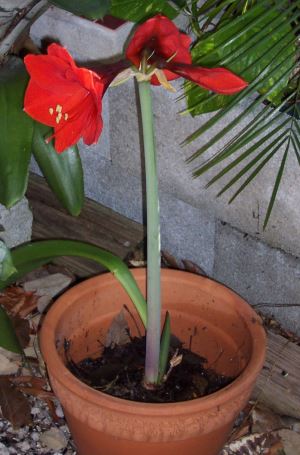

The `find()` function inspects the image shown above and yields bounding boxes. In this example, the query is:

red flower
[24,44,107,153]
[126,15,247,94]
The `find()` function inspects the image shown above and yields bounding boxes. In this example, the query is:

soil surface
[66,336,233,403]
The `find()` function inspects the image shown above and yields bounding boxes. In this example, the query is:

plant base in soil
[65,336,234,403]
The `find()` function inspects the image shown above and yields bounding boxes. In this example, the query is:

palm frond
[184,0,300,228]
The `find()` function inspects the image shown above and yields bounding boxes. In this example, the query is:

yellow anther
[56,112,62,124]
[56,104,62,113]
[49,108,54,115]
[64,113,68,121]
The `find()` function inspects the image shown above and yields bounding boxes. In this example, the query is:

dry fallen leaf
[105,309,130,348]
[251,404,285,434]
[0,376,32,428]
[277,429,300,455]
[0,347,21,375]
[11,315,30,348]
[0,286,38,318]
[182,259,207,276]
[40,427,68,451]
[161,250,180,269]
[9,375,47,388]
[268,440,285,454]
[23,273,73,312]
[221,432,281,454]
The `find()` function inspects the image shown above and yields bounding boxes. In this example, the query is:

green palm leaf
[184,0,299,228]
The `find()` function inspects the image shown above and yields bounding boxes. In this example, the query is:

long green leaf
[228,145,284,204]
[185,54,296,159]
[193,116,290,177]
[0,241,22,354]
[49,0,110,19]
[0,241,17,282]
[110,0,178,21]
[32,123,84,216]
[2,240,147,327]
[0,59,34,208]
[217,135,288,197]
[158,311,171,383]
[208,130,288,190]
[0,306,23,354]
[263,147,289,229]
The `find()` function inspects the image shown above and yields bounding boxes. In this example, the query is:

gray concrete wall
[29,7,300,334]
[0,199,32,248]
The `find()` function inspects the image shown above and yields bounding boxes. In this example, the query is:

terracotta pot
[40,268,266,455]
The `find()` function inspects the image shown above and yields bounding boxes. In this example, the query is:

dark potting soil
[65,336,234,403]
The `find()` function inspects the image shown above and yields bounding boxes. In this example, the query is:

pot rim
[40,268,266,416]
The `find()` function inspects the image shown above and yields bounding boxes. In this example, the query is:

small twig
[0,0,48,61]
[163,349,183,382]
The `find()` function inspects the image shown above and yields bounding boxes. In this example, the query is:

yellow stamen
[49,108,54,115]
[64,113,68,121]
[155,69,176,93]
[56,112,62,124]
[166,51,178,63]
[56,104,62,113]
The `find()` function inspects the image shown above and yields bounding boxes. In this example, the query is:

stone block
[80,157,216,275]
[0,198,33,248]
[213,221,300,335]
[30,5,133,61]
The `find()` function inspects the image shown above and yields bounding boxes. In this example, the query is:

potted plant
[0,12,266,455]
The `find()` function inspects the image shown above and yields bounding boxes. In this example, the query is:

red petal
[82,111,103,145]
[126,15,191,68]
[24,43,105,153]
[167,63,248,94]
[53,94,102,152]
[24,80,60,126]
[47,43,76,66]
[24,79,89,126]
[24,54,84,96]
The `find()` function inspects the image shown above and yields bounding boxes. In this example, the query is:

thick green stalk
[138,81,161,385]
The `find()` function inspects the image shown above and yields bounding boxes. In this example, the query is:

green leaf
[0,59,34,208]
[0,306,22,354]
[186,3,296,115]
[7,240,147,326]
[32,123,84,216]
[49,0,110,19]
[158,311,171,383]
[263,147,288,229]
[110,0,178,22]
[0,242,22,354]
[0,241,17,283]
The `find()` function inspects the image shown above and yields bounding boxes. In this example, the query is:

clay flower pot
[40,268,266,455]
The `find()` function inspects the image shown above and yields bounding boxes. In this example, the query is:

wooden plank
[26,173,145,277]
[253,330,300,419]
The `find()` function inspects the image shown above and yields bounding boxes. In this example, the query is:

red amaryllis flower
[24,44,108,153]
[126,14,247,94]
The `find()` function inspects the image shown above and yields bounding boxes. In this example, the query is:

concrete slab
[109,79,300,259]
[213,221,300,335]
[0,198,32,248]
[80,157,216,275]
[30,5,133,61]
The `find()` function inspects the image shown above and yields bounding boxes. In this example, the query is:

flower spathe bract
[126,14,248,94]
[24,44,106,153]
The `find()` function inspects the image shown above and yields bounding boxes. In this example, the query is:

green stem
[138,81,161,385]
[9,240,147,326]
